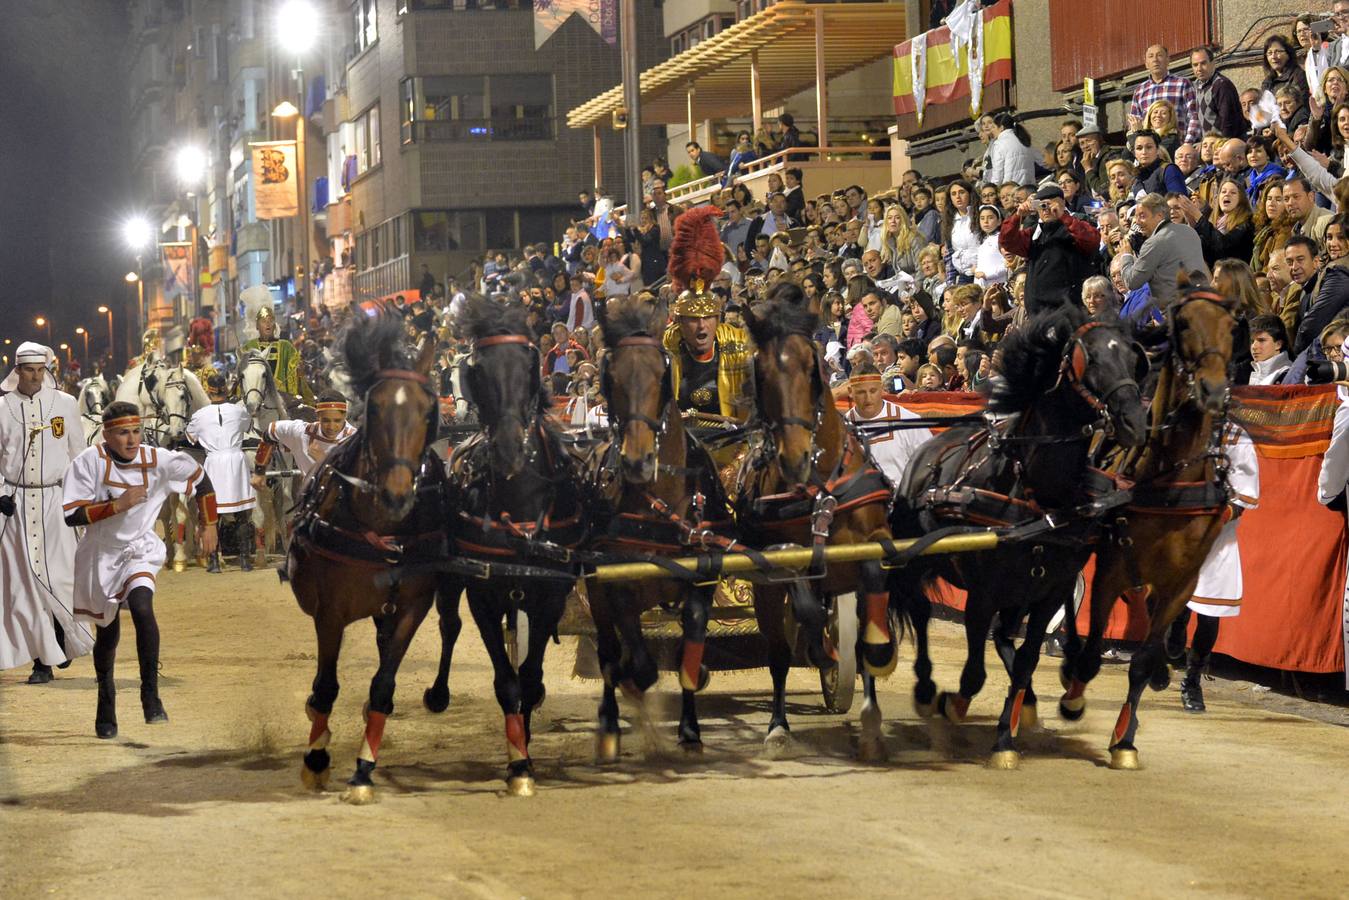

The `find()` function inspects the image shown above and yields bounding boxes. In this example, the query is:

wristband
[198,492,219,526]
[255,442,274,468]
[87,500,118,523]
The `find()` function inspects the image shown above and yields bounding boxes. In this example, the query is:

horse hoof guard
[341,784,376,805]
[1109,748,1142,771]
[986,750,1021,770]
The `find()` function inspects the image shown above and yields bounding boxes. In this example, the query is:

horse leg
[857,674,887,762]
[511,592,564,795]
[344,596,433,804]
[423,582,464,713]
[589,591,625,763]
[676,585,713,753]
[988,596,1059,768]
[302,609,344,790]
[893,575,937,717]
[466,592,536,796]
[756,585,795,756]
[937,598,993,725]
[613,598,663,754]
[858,560,897,677]
[1062,560,1125,721]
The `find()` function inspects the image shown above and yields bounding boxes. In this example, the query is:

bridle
[605,335,672,438]
[137,363,191,446]
[338,368,435,501]
[1054,320,1143,423]
[239,354,283,418]
[750,336,830,489]
[1167,289,1238,402]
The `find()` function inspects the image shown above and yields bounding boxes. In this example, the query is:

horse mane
[745,289,819,345]
[600,296,664,346]
[339,314,412,395]
[457,292,533,342]
[987,304,1088,414]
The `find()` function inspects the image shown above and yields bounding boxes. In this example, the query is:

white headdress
[1,341,57,392]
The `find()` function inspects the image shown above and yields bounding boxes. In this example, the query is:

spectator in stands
[746,191,798,248]
[1145,100,1183,156]
[1106,158,1138,204]
[632,207,667,285]
[1111,192,1209,308]
[1190,45,1246,139]
[1261,33,1311,99]
[723,131,757,186]
[945,179,980,284]
[1275,85,1310,137]
[1293,215,1349,354]
[973,204,1007,287]
[1249,314,1293,383]
[1174,142,1204,193]
[862,289,903,337]
[686,141,725,179]
[986,112,1039,187]
[783,168,806,220]
[776,113,801,152]
[911,185,941,245]
[1191,177,1257,267]
[1077,125,1118,199]
[1252,180,1292,273]
[648,180,678,250]
[719,201,752,259]
[876,203,929,276]
[998,184,1100,313]
[1284,176,1332,246]
[1130,44,1202,146]
[908,290,942,347]
[1130,129,1188,195]
[1056,168,1088,214]
[1082,274,1120,319]
[1305,66,1349,154]
[1111,249,1162,333]
[1282,235,1323,337]
[1244,136,1287,202]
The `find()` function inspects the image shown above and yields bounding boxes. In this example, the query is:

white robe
[188,402,256,513]
[0,387,95,669]
[1189,425,1259,617]
[267,419,357,477]
[63,445,205,626]
[846,398,933,487]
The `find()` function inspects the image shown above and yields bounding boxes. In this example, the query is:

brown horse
[587,295,734,757]
[287,317,452,803]
[739,284,899,760]
[1060,276,1239,770]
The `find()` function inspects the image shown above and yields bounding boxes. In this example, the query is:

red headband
[315,401,348,411]
[104,415,141,429]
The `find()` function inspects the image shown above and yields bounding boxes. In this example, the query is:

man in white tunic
[1165,424,1259,713]
[843,363,933,488]
[188,373,256,572]
[0,342,95,682]
[63,402,219,738]
[252,389,356,481]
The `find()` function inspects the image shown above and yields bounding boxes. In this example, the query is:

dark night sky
[0,2,130,362]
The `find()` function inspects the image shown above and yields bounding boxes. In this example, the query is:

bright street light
[125,272,140,283]
[75,326,89,364]
[35,316,51,344]
[174,145,208,186]
[123,216,154,251]
[271,100,300,119]
[276,1,320,54]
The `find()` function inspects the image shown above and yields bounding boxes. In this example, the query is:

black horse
[890,306,1149,768]
[442,294,588,795]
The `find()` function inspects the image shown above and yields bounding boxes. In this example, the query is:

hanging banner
[910,32,928,126]
[162,242,193,303]
[892,0,1012,118]
[533,0,617,50]
[250,140,299,219]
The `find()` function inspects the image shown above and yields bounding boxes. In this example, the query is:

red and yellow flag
[893,0,1013,118]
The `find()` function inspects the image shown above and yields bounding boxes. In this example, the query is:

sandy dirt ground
[2,566,1347,899]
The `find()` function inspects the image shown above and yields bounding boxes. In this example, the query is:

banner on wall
[892,0,1012,119]
[250,140,299,219]
[533,0,617,50]
[161,242,192,303]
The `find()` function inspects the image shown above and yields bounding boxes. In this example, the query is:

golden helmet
[256,304,276,325]
[671,278,723,319]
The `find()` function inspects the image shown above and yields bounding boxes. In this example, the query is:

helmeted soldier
[242,304,313,401]
[660,205,752,421]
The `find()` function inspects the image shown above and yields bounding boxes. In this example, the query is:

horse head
[598,295,671,485]
[457,294,543,480]
[743,284,826,487]
[343,316,438,521]
[1059,318,1150,447]
[238,350,276,418]
[157,365,196,444]
[1170,270,1237,416]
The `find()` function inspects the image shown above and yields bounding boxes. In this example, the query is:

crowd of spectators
[432,15,1349,408]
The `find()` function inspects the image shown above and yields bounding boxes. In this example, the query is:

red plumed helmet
[667,206,725,296]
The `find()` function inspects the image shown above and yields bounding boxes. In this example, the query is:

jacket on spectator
[1293,259,1349,356]
[914,207,941,245]
[997,212,1100,313]
[1118,221,1209,308]
[692,151,726,178]
[1248,351,1291,385]
[1194,217,1256,268]
[1135,158,1188,196]
[987,129,1039,187]
[1193,71,1246,138]
[949,214,981,278]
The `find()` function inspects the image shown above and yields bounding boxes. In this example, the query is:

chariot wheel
[819,591,858,713]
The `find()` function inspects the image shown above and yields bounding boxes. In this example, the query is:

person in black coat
[996,185,1102,314]
[1190,177,1256,268]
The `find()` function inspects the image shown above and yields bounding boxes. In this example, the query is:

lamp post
[34,316,52,345]
[97,306,114,368]
[274,1,320,317]
[174,147,207,321]
[125,272,144,338]
[75,327,89,368]
[123,216,153,336]
[58,343,72,368]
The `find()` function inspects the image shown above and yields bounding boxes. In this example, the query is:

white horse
[75,373,118,445]
[115,360,211,570]
[237,350,292,564]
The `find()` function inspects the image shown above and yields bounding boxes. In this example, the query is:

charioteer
[242,304,314,403]
[253,390,357,484]
[661,259,752,422]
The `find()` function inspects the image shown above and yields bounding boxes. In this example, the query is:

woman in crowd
[731,183,755,210]
[631,208,666,287]
[1146,99,1182,156]
[1245,135,1289,201]
[1131,129,1187,196]
[979,183,1001,208]
[972,204,1007,287]
[844,274,875,347]
[908,289,942,347]
[916,244,948,306]
[864,198,887,249]
[1105,158,1138,205]
[1056,168,1087,214]
[816,292,847,348]
[1194,177,1256,267]
[945,178,980,285]
[975,283,1015,345]
[1082,275,1121,320]
[723,130,757,186]
[1251,179,1292,272]
[986,111,1039,187]
[1261,33,1310,99]
[1276,86,1311,137]
[801,272,826,307]
[877,203,929,276]
[1307,66,1349,154]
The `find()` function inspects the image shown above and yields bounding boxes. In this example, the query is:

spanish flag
[893,0,1013,119]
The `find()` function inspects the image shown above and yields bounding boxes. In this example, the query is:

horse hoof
[595,732,620,764]
[341,784,377,805]
[912,692,938,718]
[1109,748,1142,771]
[862,643,898,678]
[1058,695,1086,721]
[422,687,450,714]
[678,740,704,755]
[857,738,888,763]
[763,726,795,759]
[986,749,1021,770]
[1019,703,1038,731]
[172,560,186,573]
[506,775,536,797]
[938,692,969,724]
[301,766,329,791]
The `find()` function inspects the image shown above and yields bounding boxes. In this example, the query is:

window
[353,104,381,176]
[400,0,529,10]
[400,75,552,142]
[670,14,733,55]
[353,0,377,54]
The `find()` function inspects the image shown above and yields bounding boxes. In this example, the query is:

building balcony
[400,117,556,143]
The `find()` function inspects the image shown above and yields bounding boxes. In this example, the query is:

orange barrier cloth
[884,388,1347,675]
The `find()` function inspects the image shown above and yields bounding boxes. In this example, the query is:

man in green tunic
[242,305,313,402]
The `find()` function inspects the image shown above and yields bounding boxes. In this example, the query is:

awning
[566,1,910,130]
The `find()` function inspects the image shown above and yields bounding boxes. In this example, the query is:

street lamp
[273,100,311,317]
[274,0,321,316]
[97,306,114,365]
[34,316,51,345]
[58,343,72,367]
[174,146,207,187]
[276,1,319,53]
[75,327,89,367]
[123,216,153,337]
[173,148,207,320]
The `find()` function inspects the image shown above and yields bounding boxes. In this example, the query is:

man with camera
[997,184,1101,314]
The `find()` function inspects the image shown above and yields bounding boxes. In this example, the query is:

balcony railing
[401,117,555,143]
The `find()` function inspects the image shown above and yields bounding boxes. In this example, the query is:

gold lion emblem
[51,416,64,439]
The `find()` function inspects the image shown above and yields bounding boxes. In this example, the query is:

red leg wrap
[679,641,706,691]
[358,711,387,763]
[307,713,330,748]
[1112,703,1131,745]
[1065,678,1086,701]
[952,694,970,719]
[863,592,891,645]
[1009,689,1025,737]
[506,713,528,763]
